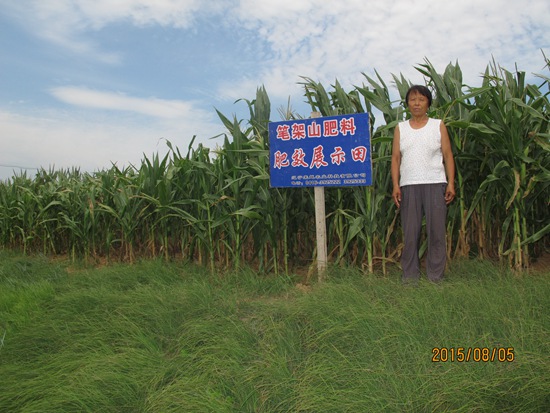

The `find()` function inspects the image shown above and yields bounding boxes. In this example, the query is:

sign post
[269,111,371,281]
[311,112,327,280]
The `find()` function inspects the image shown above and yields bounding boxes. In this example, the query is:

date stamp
[432,347,515,363]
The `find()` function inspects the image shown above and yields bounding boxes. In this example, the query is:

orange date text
[432,347,514,363]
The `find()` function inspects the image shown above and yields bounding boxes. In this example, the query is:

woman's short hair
[405,85,432,107]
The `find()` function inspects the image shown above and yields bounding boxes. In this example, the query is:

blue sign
[269,113,372,188]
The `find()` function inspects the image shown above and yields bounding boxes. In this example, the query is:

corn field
[1,58,549,273]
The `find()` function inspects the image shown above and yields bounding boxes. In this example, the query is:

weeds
[0,253,548,412]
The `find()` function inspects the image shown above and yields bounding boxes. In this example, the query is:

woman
[391,85,455,283]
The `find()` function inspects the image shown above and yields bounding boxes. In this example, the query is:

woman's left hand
[445,184,456,205]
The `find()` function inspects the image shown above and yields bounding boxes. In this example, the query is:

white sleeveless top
[398,118,447,186]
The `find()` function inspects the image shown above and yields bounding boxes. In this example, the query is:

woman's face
[407,91,429,117]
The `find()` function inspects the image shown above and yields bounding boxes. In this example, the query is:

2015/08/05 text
[432,347,515,363]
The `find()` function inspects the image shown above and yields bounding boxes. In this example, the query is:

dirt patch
[295,283,312,293]
[529,251,550,273]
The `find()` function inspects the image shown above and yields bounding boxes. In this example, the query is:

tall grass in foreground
[1,251,548,412]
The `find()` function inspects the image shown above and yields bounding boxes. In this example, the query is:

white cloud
[50,86,209,120]
[4,0,548,89]
[71,0,205,29]
[223,0,550,104]
[1,0,214,64]
[0,107,223,181]
[8,0,207,31]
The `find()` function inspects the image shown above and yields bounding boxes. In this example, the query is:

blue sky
[1,0,548,181]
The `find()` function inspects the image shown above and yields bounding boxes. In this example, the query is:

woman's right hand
[392,187,401,208]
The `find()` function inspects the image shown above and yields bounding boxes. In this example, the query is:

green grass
[0,251,548,412]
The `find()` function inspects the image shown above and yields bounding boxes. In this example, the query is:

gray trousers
[400,183,447,282]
